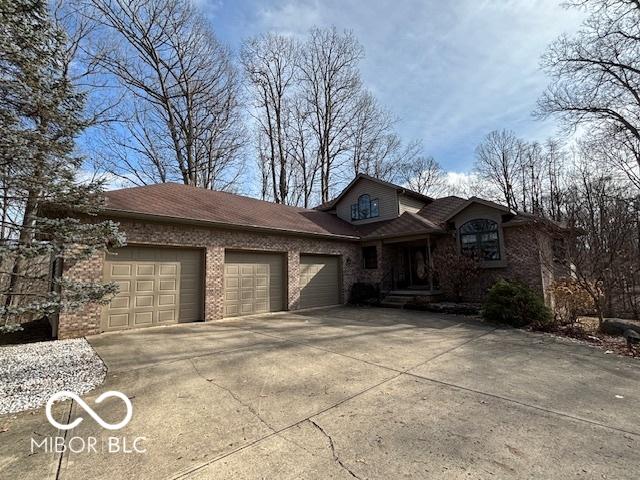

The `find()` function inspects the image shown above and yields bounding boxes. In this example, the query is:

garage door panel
[225,265,239,275]
[133,311,153,325]
[136,264,155,276]
[159,279,177,291]
[115,280,130,293]
[158,310,176,323]
[135,295,154,307]
[225,291,239,302]
[109,296,129,309]
[111,264,131,276]
[102,248,203,331]
[108,313,129,328]
[158,294,177,306]
[224,251,284,317]
[159,264,178,276]
[299,255,340,309]
[136,280,154,292]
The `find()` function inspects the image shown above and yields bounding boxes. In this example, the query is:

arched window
[351,194,379,220]
[459,219,500,260]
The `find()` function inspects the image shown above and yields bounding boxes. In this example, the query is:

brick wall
[57,216,556,339]
[433,225,551,303]
[58,218,360,339]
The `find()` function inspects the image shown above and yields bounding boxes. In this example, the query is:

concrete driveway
[2,307,639,479]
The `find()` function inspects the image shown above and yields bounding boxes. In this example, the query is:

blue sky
[201,0,586,175]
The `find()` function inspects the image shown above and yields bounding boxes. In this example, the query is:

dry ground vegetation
[534,281,639,359]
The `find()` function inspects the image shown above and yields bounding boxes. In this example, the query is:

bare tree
[298,27,364,203]
[474,130,524,210]
[564,155,640,324]
[241,33,299,204]
[537,0,640,189]
[544,138,566,221]
[85,0,245,190]
[348,92,392,176]
[399,156,447,197]
[288,96,320,208]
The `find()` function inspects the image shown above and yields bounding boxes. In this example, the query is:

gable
[335,177,398,224]
[450,203,505,229]
[399,194,427,214]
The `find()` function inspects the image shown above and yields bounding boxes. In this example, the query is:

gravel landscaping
[0,338,106,415]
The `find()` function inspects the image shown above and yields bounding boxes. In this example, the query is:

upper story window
[460,219,501,261]
[351,194,379,220]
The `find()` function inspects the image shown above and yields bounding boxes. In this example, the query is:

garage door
[224,251,284,317]
[299,255,340,309]
[102,247,203,331]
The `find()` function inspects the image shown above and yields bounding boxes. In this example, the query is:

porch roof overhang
[357,212,446,242]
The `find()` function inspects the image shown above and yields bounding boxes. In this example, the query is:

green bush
[481,279,552,329]
[349,282,380,305]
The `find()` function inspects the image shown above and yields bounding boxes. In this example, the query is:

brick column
[57,251,105,339]
[205,246,225,321]
[287,250,300,310]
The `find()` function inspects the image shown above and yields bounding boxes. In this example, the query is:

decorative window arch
[351,194,379,220]
[459,219,501,260]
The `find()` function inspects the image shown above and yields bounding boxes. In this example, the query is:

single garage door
[102,247,203,331]
[299,255,340,309]
[224,251,284,317]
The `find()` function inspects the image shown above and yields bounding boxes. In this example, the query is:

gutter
[100,208,362,242]
[362,228,447,242]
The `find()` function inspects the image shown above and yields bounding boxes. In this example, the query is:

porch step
[379,291,443,309]
[380,294,416,309]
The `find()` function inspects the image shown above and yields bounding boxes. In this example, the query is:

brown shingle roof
[104,183,359,239]
[357,212,445,240]
[417,196,467,224]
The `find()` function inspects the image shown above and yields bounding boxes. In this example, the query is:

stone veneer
[57,218,360,339]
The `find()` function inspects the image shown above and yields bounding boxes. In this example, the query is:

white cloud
[209,0,585,174]
[77,170,133,191]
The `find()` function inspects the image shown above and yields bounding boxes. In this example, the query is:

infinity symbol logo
[45,391,133,431]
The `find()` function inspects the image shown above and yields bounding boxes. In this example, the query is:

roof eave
[442,197,512,222]
[101,208,361,242]
[362,229,447,242]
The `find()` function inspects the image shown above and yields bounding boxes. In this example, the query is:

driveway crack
[189,359,319,457]
[309,419,361,479]
[189,360,275,432]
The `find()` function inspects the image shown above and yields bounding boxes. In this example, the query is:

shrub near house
[482,279,552,329]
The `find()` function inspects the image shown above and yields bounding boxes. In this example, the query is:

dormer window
[460,219,501,260]
[351,194,379,220]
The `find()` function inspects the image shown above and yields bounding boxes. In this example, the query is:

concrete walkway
[1,307,638,479]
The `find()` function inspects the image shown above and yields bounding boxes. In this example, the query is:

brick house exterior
[54,174,569,339]
[57,220,360,339]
